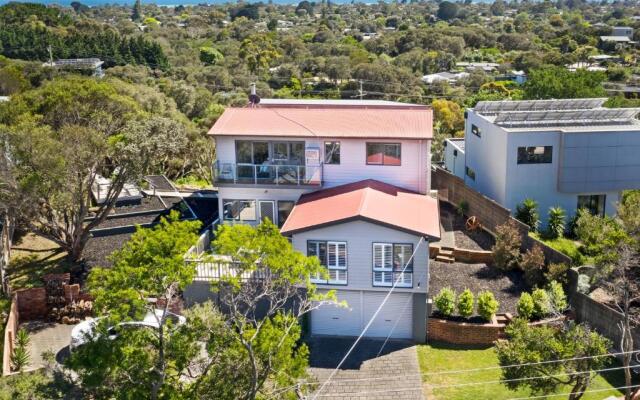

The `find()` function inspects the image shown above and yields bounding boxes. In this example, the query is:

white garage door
[312,291,413,340]
[312,290,362,337]
[364,292,413,339]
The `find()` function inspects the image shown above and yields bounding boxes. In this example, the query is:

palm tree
[547,206,566,239]
[516,198,540,231]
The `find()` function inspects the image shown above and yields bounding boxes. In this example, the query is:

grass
[8,234,74,289]
[418,342,630,400]
[529,232,593,265]
[174,175,211,189]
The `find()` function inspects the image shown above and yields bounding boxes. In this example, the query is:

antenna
[248,82,260,106]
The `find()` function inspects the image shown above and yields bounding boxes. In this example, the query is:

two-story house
[208,99,440,343]
[461,98,640,224]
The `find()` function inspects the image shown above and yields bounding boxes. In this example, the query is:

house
[612,26,633,39]
[463,98,640,224]
[495,70,527,85]
[422,71,469,85]
[42,58,105,78]
[208,98,440,342]
[456,62,500,73]
[443,138,465,179]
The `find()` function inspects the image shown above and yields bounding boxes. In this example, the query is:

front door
[259,200,276,224]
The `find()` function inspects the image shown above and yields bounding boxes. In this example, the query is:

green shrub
[515,198,539,231]
[10,345,29,372]
[545,263,569,286]
[15,328,30,348]
[547,206,566,239]
[521,245,546,287]
[477,291,499,322]
[456,200,469,216]
[531,288,550,319]
[517,292,535,320]
[492,220,522,271]
[457,289,474,318]
[546,280,567,313]
[434,287,456,316]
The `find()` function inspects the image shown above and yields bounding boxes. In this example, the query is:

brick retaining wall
[15,287,47,321]
[432,167,571,265]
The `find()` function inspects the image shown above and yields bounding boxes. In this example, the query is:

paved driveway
[307,337,425,400]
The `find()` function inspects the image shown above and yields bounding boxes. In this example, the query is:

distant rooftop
[257,98,425,108]
[600,36,632,42]
[472,98,640,130]
[43,58,104,68]
[446,137,465,152]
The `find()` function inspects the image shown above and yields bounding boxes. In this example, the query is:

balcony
[213,161,322,186]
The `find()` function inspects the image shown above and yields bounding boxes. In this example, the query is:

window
[471,124,481,137]
[308,241,347,285]
[235,141,304,165]
[517,146,552,164]
[465,166,476,181]
[324,141,340,164]
[577,194,606,217]
[223,199,256,221]
[366,143,401,166]
[277,200,295,228]
[373,243,413,287]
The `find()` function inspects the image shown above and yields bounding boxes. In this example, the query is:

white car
[70,309,186,350]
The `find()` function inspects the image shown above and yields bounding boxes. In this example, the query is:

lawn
[418,342,629,400]
[529,232,593,265]
[8,234,74,289]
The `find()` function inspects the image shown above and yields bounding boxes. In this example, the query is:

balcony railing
[213,161,322,186]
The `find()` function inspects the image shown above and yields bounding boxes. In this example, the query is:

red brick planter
[427,314,565,346]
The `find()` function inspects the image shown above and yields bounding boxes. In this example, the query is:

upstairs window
[366,143,401,166]
[471,124,481,137]
[577,194,606,217]
[517,146,552,164]
[308,241,347,285]
[324,141,341,165]
[223,199,256,221]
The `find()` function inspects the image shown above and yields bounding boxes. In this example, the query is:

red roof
[208,105,433,140]
[280,180,441,239]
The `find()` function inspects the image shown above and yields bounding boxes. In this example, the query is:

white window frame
[308,240,347,285]
[373,242,413,288]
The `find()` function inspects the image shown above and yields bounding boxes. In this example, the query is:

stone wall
[432,167,572,266]
[2,298,18,376]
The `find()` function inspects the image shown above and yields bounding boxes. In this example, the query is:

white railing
[191,260,272,282]
[183,218,219,261]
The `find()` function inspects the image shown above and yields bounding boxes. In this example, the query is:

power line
[505,385,640,400]
[310,237,426,400]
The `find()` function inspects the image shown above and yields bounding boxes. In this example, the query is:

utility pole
[47,45,53,67]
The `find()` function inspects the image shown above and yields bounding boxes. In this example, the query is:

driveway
[22,320,75,370]
[307,337,425,400]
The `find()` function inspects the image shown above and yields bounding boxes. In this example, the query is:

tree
[496,319,611,400]
[132,0,143,21]
[437,1,459,21]
[457,288,474,318]
[517,292,534,319]
[0,77,188,261]
[188,220,332,399]
[523,66,607,99]
[492,220,522,271]
[239,34,281,74]
[490,0,506,16]
[547,206,566,239]
[434,287,456,316]
[521,246,546,288]
[477,291,499,322]
[515,199,540,232]
[199,47,224,65]
[66,212,202,399]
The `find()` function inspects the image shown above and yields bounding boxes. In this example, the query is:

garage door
[312,291,413,339]
[363,292,413,339]
[312,290,362,337]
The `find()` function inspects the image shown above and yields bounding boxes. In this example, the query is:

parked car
[70,309,186,350]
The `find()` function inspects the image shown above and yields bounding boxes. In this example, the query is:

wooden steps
[434,246,455,263]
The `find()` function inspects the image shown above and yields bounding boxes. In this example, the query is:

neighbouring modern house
[207,98,440,342]
[443,137,465,179]
[612,26,633,39]
[422,71,469,85]
[458,98,640,223]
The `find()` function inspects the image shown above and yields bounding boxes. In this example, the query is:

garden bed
[430,260,527,315]
[441,202,495,251]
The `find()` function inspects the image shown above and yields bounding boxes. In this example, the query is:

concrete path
[435,212,456,249]
[22,321,75,370]
[308,337,425,400]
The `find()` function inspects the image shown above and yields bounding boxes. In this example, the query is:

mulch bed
[440,202,495,251]
[429,260,528,315]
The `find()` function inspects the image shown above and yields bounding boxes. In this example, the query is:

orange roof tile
[280,180,441,239]
[208,105,433,140]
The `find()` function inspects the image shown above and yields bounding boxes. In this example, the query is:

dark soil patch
[430,260,527,315]
[441,202,495,251]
